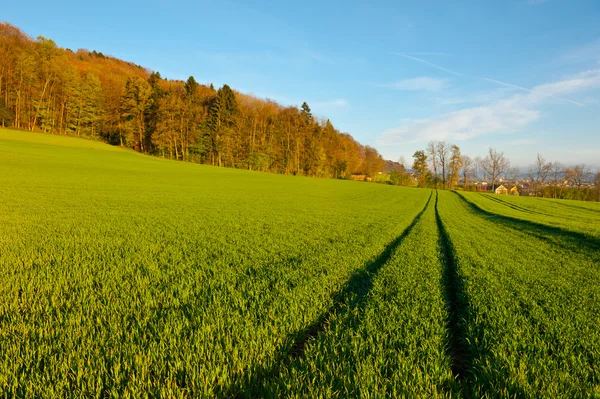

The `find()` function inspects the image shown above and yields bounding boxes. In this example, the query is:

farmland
[1,129,599,398]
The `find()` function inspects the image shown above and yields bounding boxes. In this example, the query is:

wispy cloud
[401,52,451,56]
[391,52,465,77]
[385,77,448,92]
[378,69,600,145]
[313,99,349,107]
[509,139,537,146]
[390,52,598,113]
[435,87,517,106]
[305,51,337,65]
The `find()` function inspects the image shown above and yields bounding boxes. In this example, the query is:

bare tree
[551,162,564,199]
[436,141,451,189]
[427,141,439,188]
[508,167,520,187]
[529,154,552,197]
[461,155,474,189]
[473,156,483,182]
[481,147,510,191]
[570,164,590,189]
[527,167,536,196]
[398,156,408,169]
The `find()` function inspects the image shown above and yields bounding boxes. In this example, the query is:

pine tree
[144,72,164,152]
[121,76,152,152]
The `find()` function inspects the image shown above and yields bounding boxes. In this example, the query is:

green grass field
[1,129,599,398]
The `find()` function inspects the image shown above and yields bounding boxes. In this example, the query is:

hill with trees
[0,22,384,178]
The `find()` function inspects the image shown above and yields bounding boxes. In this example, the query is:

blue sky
[3,0,600,167]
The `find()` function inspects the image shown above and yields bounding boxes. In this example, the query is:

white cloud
[378,69,600,145]
[386,77,448,92]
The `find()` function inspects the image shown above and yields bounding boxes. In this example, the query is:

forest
[0,22,385,179]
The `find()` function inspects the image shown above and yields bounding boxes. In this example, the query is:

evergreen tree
[121,76,152,152]
[145,71,163,152]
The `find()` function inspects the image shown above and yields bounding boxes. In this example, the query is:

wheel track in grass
[435,191,471,384]
[219,191,434,398]
[455,191,600,255]
[481,194,543,216]
[540,198,600,216]
[483,193,597,222]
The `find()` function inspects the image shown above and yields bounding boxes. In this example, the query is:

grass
[437,190,600,397]
[0,129,430,397]
[1,128,599,398]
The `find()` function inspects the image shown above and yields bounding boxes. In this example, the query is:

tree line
[0,23,385,178]
[405,141,600,202]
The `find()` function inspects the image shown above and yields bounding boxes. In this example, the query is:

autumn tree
[363,146,384,181]
[448,144,462,189]
[412,150,428,188]
[70,73,103,137]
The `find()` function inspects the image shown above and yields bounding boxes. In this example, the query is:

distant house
[510,186,520,196]
[495,185,508,195]
[476,182,488,192]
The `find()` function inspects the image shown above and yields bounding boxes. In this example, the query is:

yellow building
[495,185,508,195]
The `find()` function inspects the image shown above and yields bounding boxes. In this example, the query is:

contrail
[479,77,594,110]
[391,52,598,115]
[390,52,466,77]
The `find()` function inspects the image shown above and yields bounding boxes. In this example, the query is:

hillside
[0,22,385,180]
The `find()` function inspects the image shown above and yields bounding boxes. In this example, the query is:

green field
[1,129,599,398]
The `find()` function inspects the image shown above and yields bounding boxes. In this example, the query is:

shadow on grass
[543,199,600,216]
[481,194,544,216]
[216,192,434,398]
[438,191,532,398]
[435,191,471,382]
[455,192,600,257]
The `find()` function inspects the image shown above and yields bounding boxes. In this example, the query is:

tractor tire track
[435,191,471,383]
[219,191,434,397]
